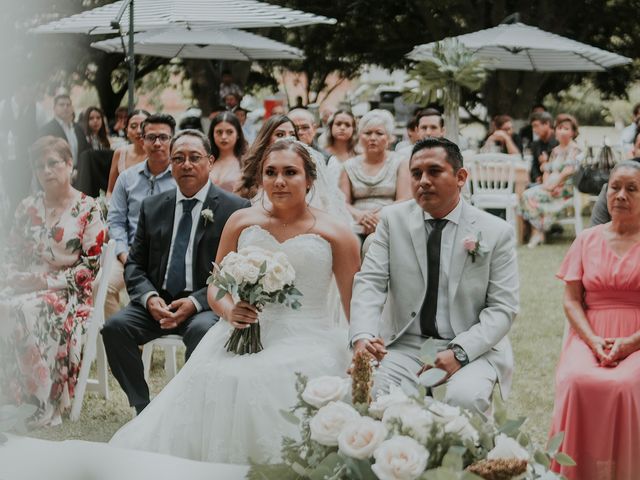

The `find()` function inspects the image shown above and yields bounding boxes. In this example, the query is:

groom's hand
[353,338,387,363]
[434,350,462,378]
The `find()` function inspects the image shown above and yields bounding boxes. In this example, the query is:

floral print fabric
[0,191,105,426]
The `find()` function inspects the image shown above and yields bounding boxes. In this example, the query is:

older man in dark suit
[102,129,250,414]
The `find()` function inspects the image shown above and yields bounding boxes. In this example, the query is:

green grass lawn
[27,235,573,448]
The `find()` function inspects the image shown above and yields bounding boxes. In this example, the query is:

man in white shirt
[39,94,89,166]
[102,129,250,414]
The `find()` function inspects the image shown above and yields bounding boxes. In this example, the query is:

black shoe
[549,224,564,236]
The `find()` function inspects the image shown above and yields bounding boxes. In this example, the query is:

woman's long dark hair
[207,112,247,159]
[326,109,357,153]
[83,106,110,149]
[236,114,298,199]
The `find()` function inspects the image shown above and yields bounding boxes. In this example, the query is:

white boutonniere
[463,232,483,263]
[201,208,214,225]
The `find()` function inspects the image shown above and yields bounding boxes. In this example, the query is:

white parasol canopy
[91,27,304,60]
[32,0,335,34]
[407,22,631,72]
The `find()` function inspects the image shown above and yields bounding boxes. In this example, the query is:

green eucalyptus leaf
[534,450,551,468]
[420,339,439,365]
[498,417,526,436]
[554,452,576,467]
[546,431,564,454]
[280,409,300,425]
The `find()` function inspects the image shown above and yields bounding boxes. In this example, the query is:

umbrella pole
[127,0,135,112]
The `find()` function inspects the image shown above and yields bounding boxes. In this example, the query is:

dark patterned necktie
[420,219,448,337]
[165,199,198,297]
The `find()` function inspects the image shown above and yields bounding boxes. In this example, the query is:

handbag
[574,144,617,195]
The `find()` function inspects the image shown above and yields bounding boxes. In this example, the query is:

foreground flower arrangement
[248,352,574,480]
[208,246,302,355]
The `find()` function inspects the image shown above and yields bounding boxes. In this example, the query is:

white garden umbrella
[91,27,304,60]
[32,0,335,34]
[407,22,631,71]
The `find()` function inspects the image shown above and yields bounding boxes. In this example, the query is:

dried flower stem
[351,349,373,405]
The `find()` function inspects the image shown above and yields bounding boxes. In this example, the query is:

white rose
[487,433,530,461]
[369,386,411,419]
[444,415,479,443]
[302,376,350,408]
[261,271,286,293]
[381,402,422,428]
[309,401,360,446]
[236,263,260,284]
[338,417,388,460]
[428,402,461,423]
[372,436,429,480]
[272,252,295,283]
[400,408,435,444]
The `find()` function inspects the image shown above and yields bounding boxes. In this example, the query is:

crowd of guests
[1,90,640,478]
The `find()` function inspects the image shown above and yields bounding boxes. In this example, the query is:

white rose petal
[338,417,388,460]
[372,436,429,480]
[428,402,461,423]
[261,271,286,293]
[381,402,422,428]
[302,376,350,408]
[444,415,479,443]
[487,433,530,461]
[369,386,411,419]
[309,401,360,447]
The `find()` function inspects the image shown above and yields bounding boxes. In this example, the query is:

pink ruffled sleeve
[556,231,585,282]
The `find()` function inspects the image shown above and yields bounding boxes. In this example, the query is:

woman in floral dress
[0,136,105,426]
[520,114,582,248]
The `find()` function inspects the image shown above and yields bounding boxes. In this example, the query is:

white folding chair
[142,335,182,381]
[71,238,116,421]
[467,153,519,228]
[556,191,584,235]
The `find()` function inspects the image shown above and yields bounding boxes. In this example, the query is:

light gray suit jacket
[349,199,519,396]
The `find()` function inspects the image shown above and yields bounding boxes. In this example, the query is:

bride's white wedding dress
[110,225,350,464]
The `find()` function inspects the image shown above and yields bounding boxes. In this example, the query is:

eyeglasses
[144,133,172,144]
[34,158,66,172]
[170,154,206,165]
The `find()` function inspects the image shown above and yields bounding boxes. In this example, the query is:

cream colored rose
[369,386,411,419]
[309,401,360,446]
[381,402,422,428]
[372,436,429,480]
[302,376,350,408]
[487,433,530,461]
[444,415,478,443]
[338,416,388,460]
[381,402,435,443]
[428,402,461,423]
[261,271,286,293]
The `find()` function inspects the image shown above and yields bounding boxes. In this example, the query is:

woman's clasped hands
[590,335,640,367]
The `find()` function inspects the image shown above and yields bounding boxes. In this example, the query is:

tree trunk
[93,55,128,123]
[484,71,548,120]
[183,59,221,116]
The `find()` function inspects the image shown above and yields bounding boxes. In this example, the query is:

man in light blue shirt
[106,113,177,318]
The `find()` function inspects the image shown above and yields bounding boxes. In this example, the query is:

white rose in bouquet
[444,414,479,443]
[302,376,350,408]
[338,417,388,460]
[487,433,530,461]
[309,401,360,447]
[428,401,462,423]
[262,271,286,293]
[369,386,411,419]
[372,436,430,480]
[381,401,422,427]
[396,406,435,444]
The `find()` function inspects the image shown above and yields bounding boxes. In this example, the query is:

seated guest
[105,114,176,320]
[40,94,90,166]
[102,129,250,415]
[519,103,546,148]
[206,112,247,193]
[481,114,522,155]
[519,114,581,248]
[550,161,640,479]
[106,109,150,195]
[83,106,110,151]
[396,108,446,160]
[109,106,129,139]
[620,102,640,156]
[288,108,329,161]
[529,111,558,184]
[339,109,411,236]
[325,110,358,185]
[0,136,105,426]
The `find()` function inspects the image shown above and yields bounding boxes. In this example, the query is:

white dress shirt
[55,116,79,165]
[143,181,211,311]
[406,199,463,340]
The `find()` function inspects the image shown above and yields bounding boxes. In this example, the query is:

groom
[102,129,250,414]
[349,137,519,413]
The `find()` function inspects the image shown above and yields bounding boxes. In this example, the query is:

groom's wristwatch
[450,344,469,366]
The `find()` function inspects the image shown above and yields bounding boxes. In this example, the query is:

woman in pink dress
[551,160,640,479]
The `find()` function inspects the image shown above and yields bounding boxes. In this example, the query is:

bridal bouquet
[208,246,303,355]
[248,354,574,480]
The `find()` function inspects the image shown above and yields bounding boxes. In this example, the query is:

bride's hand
[224,301,259,329]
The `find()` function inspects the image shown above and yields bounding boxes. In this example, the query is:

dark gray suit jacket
[124,183,250,309]
[39,118,90,161]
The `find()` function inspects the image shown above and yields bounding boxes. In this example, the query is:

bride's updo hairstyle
[260,138,318,185]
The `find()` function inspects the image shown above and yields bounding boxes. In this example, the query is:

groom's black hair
[410,137,463,172]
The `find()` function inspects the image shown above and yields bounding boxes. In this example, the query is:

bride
[110,138,361,464]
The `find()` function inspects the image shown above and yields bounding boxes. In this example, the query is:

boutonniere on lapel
[463,232,483,263]
[201,208,214,226]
